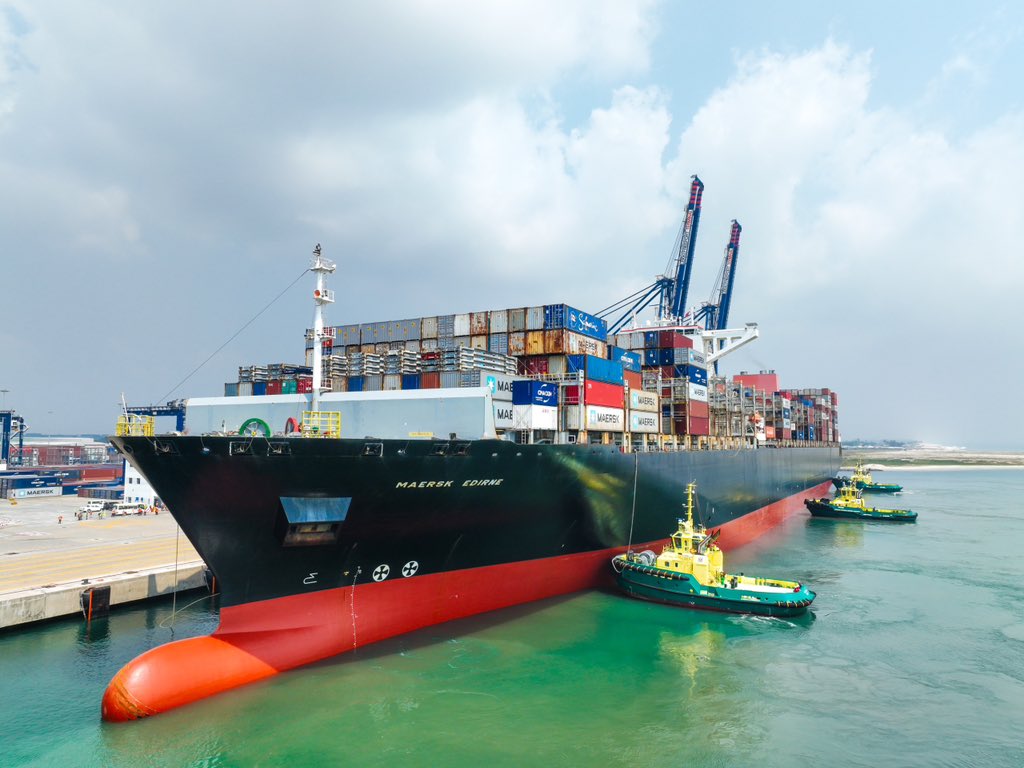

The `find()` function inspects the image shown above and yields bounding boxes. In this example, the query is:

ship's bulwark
[102,436,839,720]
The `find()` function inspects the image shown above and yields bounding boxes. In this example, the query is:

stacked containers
[511,380,558,430]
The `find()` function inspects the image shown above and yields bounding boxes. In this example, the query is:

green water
[4,468,1024,767]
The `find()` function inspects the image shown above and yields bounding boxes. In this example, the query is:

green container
[281,379,298,394]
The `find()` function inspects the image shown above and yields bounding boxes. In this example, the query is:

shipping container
[238,381,253,397]
[508,308,526,332]
[364,375,383,391]
[421,372,440,389]
[643,349,659,367]
[624,370,643,390]
[688,416,711,436]
[543,329,606,357]
[454,313,471,337]
[675,364,709,386]
[512,404,558,431]
[401,374,421,390]
[420,316,438,339]
[543,304,608,341]
[525,330,546,355]
[488,333,509,355]
[508,331,526,356]
[493,401,515,429]
[765,425,776,439]
[566,355,624,386]
[628,388,659,413]
[519,355,548,375]
[297,378,313,394]
[470,335,488,350]
[564,380,624,409]
[252,381,267,396]
[348,376,364,392]
[547,355,568,375]
[266,380,282,395]
[658,348,675,366]
[470,311,489,336]
[607,346,642,373]
[512,380,558,406]
[674,348,706,366]
[687,382,709,402]
[421,338,439,353]
[644,331,660,349]
[331,377,348,393]
[687,400,709,418]
[565,405,625,432]
[488,309,509,334]
[525,306,546,330]
[224,382,239,397]
[282,379,298,394]
[453,335,471,349]
[628,411,660,433]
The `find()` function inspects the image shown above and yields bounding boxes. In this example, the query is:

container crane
[694,220,742,331]
[125,400,186,432]
[598,175,705,335]
[1,410,26,468]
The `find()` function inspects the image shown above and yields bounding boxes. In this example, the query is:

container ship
[103,185,842,721]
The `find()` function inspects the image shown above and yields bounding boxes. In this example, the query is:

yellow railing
[301,411,341,438]
[116,414,155,436]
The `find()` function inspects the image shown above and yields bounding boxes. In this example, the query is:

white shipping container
[477,370,520,401]
[629,411,660,433]
[628,388,659,413]
[420,316,438,339]
[512,404,558,430]
[687,382,709,402]
[526,306,546,330]
[564,331,607,357]
[383,374,402,390]
[494,401,515,429]
[238,381,253,397]
[489,309,509,334]
[454,313,471,336]
[566,405,625,432]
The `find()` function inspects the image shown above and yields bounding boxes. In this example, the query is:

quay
[0,495,206,629]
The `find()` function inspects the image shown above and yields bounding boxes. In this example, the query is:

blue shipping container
[808,426,816,440]
[643,349,659,367]
[674,364,708,385]
[566,355,624,386]
[658,348,674,366]
[644,331,660,349]
[348,376,364,392]
[252,381,267,396]
[543,304,608,341]
[512,380,559,406]
[488,333,509,355]
[401,374,421,390]
[607,346,642,373]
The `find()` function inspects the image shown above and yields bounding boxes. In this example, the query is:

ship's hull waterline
[101,435,839,720]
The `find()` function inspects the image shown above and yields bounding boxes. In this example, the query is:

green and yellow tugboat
[612,483,816,617]
[833,462,903,493]
[806,483,917,522]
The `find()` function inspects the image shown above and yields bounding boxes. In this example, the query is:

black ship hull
[102,436,839,720]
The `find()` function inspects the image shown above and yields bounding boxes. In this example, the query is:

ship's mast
[310,244,336,412]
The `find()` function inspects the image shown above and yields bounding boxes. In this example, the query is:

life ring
[284,417,301,434]
[238,417,271,437]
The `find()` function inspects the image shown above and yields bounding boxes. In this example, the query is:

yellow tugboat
[806,483,917,522]
[833,462,903,493]
[612,483,816,617]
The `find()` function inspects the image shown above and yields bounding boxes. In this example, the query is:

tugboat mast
[310,244,336,413]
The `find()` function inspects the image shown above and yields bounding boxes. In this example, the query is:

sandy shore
[844,448,1024,469]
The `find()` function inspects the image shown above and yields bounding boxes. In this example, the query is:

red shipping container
[421,372,440,389]
[519,356,549,375]
[687,400,709,418]
[296,377,313,394]
[659,330,693,349]
[266,380,283,395]
[564,385,581,405]
[660,366,675,380]
[624,370,642,390]
[688,416,711,435]
[586,380,624,408]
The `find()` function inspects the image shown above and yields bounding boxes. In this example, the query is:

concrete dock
[0,495,207,629]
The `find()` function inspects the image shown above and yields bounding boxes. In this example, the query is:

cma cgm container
[566,355,624,386]
[512,404,558,431]
[607,346,642,373]
[512,380,558,407]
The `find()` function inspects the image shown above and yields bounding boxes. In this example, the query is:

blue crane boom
[126,401,186,432]
[698,220,742,331]
[661,175,704,321]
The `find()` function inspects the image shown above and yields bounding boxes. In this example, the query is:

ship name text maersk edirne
[103,198,841,721]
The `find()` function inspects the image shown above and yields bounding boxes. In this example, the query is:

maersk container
[252,381,267,396]
[470,311,489,336]
[629,411,660,434]
[421,316,438,339]
[674,348,706,366]
[489,309,508,334]
[512,380,558,407]
[493,401,515,429]
[525,306,546,330]
[566,355,624,386]
[401,374,421,390]
[543,329,607,358]
[508,307,526,332]
[628,388,659,413]
[488,333,509,355]
[643,349,659,367]
[687,382,709,402]
[565,405,624,432]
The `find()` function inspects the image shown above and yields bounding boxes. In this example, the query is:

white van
[80,500,104,513]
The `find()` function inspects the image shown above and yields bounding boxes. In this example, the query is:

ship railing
[301,410,341,438]
[116,414,155,437]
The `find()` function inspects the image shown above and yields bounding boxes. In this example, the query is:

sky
[1,1,1023,449]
